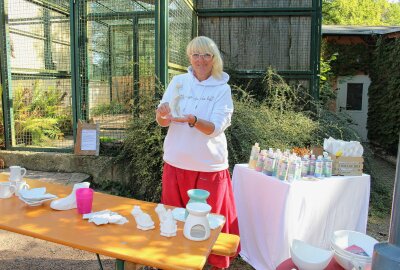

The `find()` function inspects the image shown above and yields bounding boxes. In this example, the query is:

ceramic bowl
[330,230,377,270]
[333,249,371,270]
[331,230,378,259]
[290,239,334,270]
[187,189,210,201]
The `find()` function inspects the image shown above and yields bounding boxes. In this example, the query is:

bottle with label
[322,151,329,177]
[295,157,302,180]
[308,154,316,176]
[287,157,298,182]
[301,155,310,177]
[323,156,333,177]
[314,155,323,178]
[278,158,289,181]
[255,150,267,172]
[248,143,260,169]
[263,152,276,176]
[273,150,282,177]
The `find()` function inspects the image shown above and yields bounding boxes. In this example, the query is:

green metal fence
[0,0,321,152]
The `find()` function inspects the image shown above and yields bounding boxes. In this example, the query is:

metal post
[0,0,15,148]
[372,134,400,269]
[155,0,168,93]
[70,0,79,141]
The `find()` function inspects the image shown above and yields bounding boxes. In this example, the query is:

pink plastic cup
[76,188,94,214]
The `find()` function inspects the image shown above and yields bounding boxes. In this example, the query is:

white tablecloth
[232,164,370,270]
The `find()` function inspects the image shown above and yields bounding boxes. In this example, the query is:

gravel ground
[0,154,396,270]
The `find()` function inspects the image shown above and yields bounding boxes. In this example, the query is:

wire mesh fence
[196,0,313,9]
[7,0,73,149]
[81,0,156,142]
[0,0,320,151]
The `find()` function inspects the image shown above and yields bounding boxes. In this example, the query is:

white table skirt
[232,164,370,270]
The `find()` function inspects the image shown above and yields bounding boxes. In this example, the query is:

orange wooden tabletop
[0,173,224,270]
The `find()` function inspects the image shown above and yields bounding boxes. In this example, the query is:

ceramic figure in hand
[185,189,210,219]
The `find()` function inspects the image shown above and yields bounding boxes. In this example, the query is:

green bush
[226,90,318,168]
[116,85,165,202]
[368,37,400,154]
[12,81,70,146]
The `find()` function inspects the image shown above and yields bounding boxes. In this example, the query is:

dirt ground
[0,154,396,270]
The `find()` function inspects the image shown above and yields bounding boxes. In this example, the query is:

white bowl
[333,249,372,270]
[291,239,334,270]
[331,230,378,259]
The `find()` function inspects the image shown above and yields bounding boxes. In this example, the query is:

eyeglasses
[190,53,213,61]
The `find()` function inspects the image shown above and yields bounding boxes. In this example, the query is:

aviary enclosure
[0,0,321,151]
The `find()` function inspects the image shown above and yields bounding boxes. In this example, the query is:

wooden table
[0,174,225,270]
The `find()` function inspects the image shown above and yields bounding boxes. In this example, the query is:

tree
[322,0,400,25]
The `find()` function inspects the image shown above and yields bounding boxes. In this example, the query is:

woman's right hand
[156,102,172,119]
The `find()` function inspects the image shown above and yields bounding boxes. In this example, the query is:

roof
[322,25,400,36]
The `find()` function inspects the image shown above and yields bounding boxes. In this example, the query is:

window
[346,83,363,110]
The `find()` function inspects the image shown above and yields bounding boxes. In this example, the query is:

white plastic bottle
[295,157,302,180]
[255,150,267,172]
[314,155,323,178]
[262,150,276,176]
[323,156,333,178]
[322,151,329,177]
[248,143,260,169]
[301,155,310,177]
[278,157,289,181]
[308,154,316,176]
[287,157,298,182]
[273,149,282,177]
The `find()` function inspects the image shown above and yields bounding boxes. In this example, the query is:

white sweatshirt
[159,67,234,172]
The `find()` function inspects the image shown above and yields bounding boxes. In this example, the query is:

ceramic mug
[9,166,27,182]
[13,181,30,197]
[0,182,16,199]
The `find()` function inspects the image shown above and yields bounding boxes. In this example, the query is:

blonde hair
[186,36,224,79]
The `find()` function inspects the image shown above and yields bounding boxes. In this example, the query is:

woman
[155,36,239,269]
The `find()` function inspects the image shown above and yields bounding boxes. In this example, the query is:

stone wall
[0,150,128,184]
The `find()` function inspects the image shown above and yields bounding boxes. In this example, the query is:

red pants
[161,163,240,269]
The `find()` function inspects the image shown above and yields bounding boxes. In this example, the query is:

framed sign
[74,120,100,156]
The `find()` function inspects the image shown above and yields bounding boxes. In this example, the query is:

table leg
[115,259,140,270]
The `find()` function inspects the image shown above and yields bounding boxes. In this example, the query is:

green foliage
[116,84,165,202]
[322,0,400,25]
[90,101,130,116]
[323,42,371,76]
[368,37,400,154]
[313,109,360,142]
[226,94,318,168]
[13,81,70,146]
[319,42,338,107]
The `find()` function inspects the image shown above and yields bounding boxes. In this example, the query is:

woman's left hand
[171,114,194,124]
